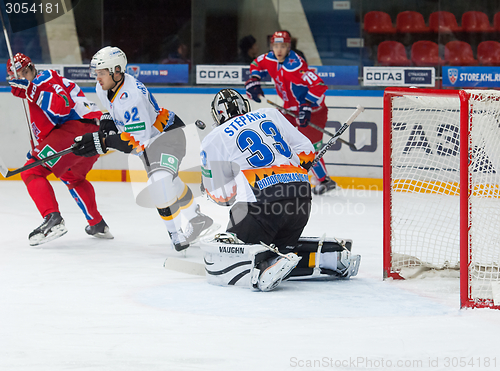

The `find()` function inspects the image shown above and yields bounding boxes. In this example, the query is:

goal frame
[383,87,500,310]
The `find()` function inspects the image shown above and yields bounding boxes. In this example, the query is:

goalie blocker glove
[73,131,107,157]
[245,77,264,103]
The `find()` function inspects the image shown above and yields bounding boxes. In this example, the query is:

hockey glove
[99,113,118,136]
[9,78,29,99]
[297,103,312,127]
[245,77,264,103]
[73,131,107,157]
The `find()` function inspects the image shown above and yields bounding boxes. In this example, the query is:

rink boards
[0,87,384,189]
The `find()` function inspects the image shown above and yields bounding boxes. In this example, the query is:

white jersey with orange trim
[95,73,176,151]
[200,108,315,205]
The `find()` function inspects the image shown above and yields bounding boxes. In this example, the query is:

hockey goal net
[383,87,500,309]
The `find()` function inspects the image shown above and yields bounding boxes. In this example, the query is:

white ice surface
[0,181,499,371]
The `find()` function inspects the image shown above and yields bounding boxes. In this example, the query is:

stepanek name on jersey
[224,111,267,136]
[256,173,309,190]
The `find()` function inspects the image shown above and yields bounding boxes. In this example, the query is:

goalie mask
[211,88,251,126]
[90,46,127,77]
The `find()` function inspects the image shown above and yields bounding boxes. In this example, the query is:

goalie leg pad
[200,234,301,291]
[288,236,361,279]
[200,237,262,288]
[294,236,352,252]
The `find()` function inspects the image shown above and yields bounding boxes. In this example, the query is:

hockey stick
[311,105,364,167]
[164,257,206,276]
[0,10,35,151]
[0,145,74,178]
[266,100,361,151]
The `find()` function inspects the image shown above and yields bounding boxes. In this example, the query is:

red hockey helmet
[6,53,33,78]
[270,31,291,44]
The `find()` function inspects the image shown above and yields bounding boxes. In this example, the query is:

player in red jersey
[7,53,112,245]
[246,31,337,195]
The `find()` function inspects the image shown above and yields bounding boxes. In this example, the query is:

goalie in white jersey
[72,46,214,251]
[199,89,361,291]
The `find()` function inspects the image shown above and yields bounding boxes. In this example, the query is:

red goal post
[383,87,500,310]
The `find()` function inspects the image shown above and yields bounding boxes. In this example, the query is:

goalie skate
[29,212,68,246]
[255,253,301,292]
[338,252,361,278]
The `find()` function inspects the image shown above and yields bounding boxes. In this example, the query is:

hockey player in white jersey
[199,89,360,291]
[72,46,214,251]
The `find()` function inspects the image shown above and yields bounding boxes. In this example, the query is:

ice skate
[256,253,300,292]
[337,251,361,278]
[320,250,361,278]
[312,177,337,195]
[85,219,114,239]
[169,230,190,252]
[184,205,218,245]
[29,212,68,246]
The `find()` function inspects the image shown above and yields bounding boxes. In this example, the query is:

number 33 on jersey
[200,108,315,205]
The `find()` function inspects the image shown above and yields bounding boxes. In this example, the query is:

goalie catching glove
[73,131,107,157]
[245,77,264,103]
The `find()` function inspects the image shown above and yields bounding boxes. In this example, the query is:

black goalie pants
[227,198,311,250]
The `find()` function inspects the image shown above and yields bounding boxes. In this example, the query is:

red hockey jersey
[13,70,101,142]
[249,50,327,113]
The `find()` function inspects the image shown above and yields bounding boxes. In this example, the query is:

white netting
[466,91,500,302]
[388,90,500,305]
[390,95,461,269]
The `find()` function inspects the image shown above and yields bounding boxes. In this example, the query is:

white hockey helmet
[211,88,251,126]
[90,46,127,77]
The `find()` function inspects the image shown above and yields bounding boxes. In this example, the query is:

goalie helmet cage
[383,87,500,310]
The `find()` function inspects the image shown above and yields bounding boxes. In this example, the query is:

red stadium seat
[477,41,500,66]
[396,11,430,33]
[377,41,411,66]
[444,41,478,66]
[494,12,500,31]
[364,11,396,34]
[411,41,444,66]
[461,11,495,32]
[429,11,462,33]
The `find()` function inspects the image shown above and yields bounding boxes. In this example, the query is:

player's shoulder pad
[253,52,269,64]
[200,125,221,146]
[32,69,54,86]
[264,51,278,62]
[257,107,279,115]
[282,50,303,72]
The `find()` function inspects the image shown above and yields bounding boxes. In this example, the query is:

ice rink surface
[1,180,499,371]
